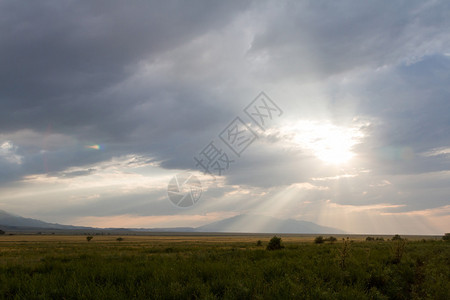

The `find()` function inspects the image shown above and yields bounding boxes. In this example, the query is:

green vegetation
[324,236,337,243]
[86,236,93,242]
[391,239,407,264]
[443,233,450,241]
[314,236,324,244]
[314,236,337,244]
[266,236,284,250]
[0,235,448,299]
[338,237,351,270]
[392,234,403,241]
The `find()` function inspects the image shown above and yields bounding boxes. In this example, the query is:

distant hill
[0,210,89,230]
[0,210,344,234]
[195,214,345,234]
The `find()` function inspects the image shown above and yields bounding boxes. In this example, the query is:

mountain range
[0,210,88,231]
[0,210,344,234]
[196,214,344,234]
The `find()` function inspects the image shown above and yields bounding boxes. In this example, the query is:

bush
[266,236,284,250]
[116,237,123,242]
[392,234,402,241]
[376,237,384,241]
[256,240,262,246]
[325,236,337,243]
[0,229,5,235]
[86,236,93,242]
[314,236,324,244]
[366,237,375,241]
[443,233,450,241]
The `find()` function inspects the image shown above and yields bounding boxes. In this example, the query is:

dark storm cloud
[0,0,251,182]
[0,0,249,106]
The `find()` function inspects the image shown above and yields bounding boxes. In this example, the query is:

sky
[0,0,449,234]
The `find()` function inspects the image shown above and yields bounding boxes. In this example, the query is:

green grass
[0,236,448,299]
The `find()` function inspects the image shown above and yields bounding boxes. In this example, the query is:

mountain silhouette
[0,210,87,230]
[195,214,344,234]
[0,210,344,234]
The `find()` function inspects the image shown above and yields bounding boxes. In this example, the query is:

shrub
[443,233,450,241]
[338,238,351,269]
[325,236,337,243]
[116,237,123,242]
[0,229,5,235]
[366,237,375,241]
[266,236,284,250]
[314,236,324,244]
[376,237,384,241]
[86,236,93,242]
[392,234,402,241]
[391,239,406,264]
[256,240,262,246]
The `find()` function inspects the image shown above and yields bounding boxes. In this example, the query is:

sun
[290,120,363,165]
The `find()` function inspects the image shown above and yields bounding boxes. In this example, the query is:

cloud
[0,141,23,165]
[422,147,450,157]
[0,1,449,233]
[248,0,450,81]
[0,0,251,181]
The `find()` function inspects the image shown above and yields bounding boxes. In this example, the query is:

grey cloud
[0,0,449,231]
[49,168,96,179]
[351,55,450,176]
[248,0,450,81]
[0,0,250,134]
[0,0,249,102]
[0,1,253,182]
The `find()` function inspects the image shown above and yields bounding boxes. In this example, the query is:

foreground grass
[0,236,448,299]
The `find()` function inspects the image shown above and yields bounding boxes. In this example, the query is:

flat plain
[0,234,448,299]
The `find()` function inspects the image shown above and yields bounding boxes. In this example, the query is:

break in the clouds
[0,0,449,234]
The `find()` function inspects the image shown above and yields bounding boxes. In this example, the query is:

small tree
[443,233,450,241]
[116,237,123,242]
[256,240,262,246]
[86,236,93,242]
[266,236,284,250]
[314,236,324,244]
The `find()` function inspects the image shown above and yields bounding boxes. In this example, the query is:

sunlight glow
[289,120,364,164]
